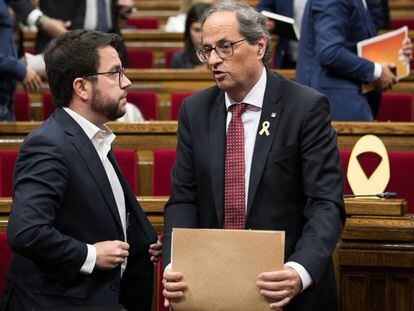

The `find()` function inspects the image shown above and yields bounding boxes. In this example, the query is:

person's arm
[257,93,345,309]
[0,51,26,81]
[312,0,392,84]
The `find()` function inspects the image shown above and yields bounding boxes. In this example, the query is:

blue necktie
[96,0,109,32]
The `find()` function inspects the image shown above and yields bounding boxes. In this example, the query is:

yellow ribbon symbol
[259,121,270,136]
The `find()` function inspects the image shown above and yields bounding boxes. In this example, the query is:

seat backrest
[0,232,12,298]
[41,92,56,120]
[164,49,181,68]
[152,149,176,196]
[377,93,414,122]
[124,17,159,29]
[390,19,414,30]
[0,150,18,197]
[113,149,138,195]
[340,150,414,213]
[126,91,157,120]
[127,50,154,69]
[13,92,30,121]
[170,92,193,120]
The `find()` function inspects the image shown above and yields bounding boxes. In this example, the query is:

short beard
[91,85,125,121]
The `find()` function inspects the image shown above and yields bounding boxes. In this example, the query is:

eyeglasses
[195,39,247,63]
[83,67,126,87]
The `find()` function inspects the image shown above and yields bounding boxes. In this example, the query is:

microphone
[343,192,397,199]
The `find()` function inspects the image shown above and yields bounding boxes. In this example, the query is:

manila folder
[171,228,285,311]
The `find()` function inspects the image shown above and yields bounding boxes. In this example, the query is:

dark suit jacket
[163,69,345,310]
[9,0,122,53]
[296,0,382,121]
[257,0,293,68]
[0,108,157,311]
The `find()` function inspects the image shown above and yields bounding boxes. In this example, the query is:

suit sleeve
[7,0,36,24]
[7,134,88,280]
[312,0,375,84]
[162,99,199,269]
[0,52,26,80]
[287,94,345,284]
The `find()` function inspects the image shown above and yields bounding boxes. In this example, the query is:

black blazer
[10,0,121,53]
[0,108,157,311]
[163,69,345,311]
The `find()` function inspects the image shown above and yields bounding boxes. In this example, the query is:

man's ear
[73,77,90,101]
[257,36,267,59]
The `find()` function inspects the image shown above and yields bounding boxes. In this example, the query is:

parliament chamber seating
[0,150,18,197]
[41,92,55,120]
[164,48,181,69]
[12,92,30,121]
[339,149,414,213]
[170,92,193,120]
[0,231,12,298]
[127,49,154,68]
[152,149,176,196]
[377,93,414,121]
[127,91,158,120]
[391,18,414,30]
[123,17,159,30]
[0,150,137,196]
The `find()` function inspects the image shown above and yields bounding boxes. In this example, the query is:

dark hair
[201,0,272,65]
[44,30,124,107]
[184,2,211,66]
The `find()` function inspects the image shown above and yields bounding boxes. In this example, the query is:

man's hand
[162,268,187,308]
[373,63,398,91]
[94,240,129,270]
[149,240,162,263]
[22,66,42,93]
[40,16,71,38]
[117,0,134,14]
[401,37,413,62]
[257,266,302,310]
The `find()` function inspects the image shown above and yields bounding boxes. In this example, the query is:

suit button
[111,282,119,291]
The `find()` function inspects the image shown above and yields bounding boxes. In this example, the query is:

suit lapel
[356,0,376,37]
[54,108,124,236]
[246,70,283,218]
[208,92,227,227]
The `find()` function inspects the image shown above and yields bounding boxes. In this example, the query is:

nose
[120,73,132,89]
[207,49,223,66]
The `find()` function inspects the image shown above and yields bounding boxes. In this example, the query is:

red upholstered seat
[339,150,414,213]
[127,50,154,68]
[113,149,138,195]
[41,92,56,120]
[170,92,193,120]
[0,150,18,197]
[164,49,181,68]
[152,149,176,196]
[377,93,414,122]
[0,232,12,298]
[13,92,30,121]
[123,18,159,29]
[390,19,414,30]
[126,91,157,120]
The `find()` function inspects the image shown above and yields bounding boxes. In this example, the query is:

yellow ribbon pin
[259,121,270,136]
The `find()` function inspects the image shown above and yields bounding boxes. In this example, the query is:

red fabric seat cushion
[127,50,153,68]
[126,91,157,120]
[170,92,193,120]
[0,150,18,197]
[0,232,12,297]
[113,149,138,195]
[13,92,30,121]
[152,149,176,196]
[377,93,414,122]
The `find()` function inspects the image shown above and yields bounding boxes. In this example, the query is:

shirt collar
[62,107,116,154]
[225,66,267,111]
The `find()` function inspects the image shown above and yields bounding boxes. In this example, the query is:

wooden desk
[1,121,414,195]
[1,196,413,310]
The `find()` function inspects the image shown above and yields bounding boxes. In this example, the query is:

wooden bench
[1,196,413,310]
[1,121,414,195]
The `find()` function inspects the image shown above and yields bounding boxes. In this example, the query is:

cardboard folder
[171,228,285,311]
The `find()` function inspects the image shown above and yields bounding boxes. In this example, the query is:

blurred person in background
[0,0,42,121]
[165,0,213,32]
[171,2,211,69]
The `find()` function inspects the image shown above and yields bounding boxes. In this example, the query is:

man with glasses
[162,1,344,310]
[1,30,161,311]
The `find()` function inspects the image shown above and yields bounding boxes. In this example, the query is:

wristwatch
[35,14,47,29]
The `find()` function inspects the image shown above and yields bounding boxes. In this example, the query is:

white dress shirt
[63,107,127,275]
